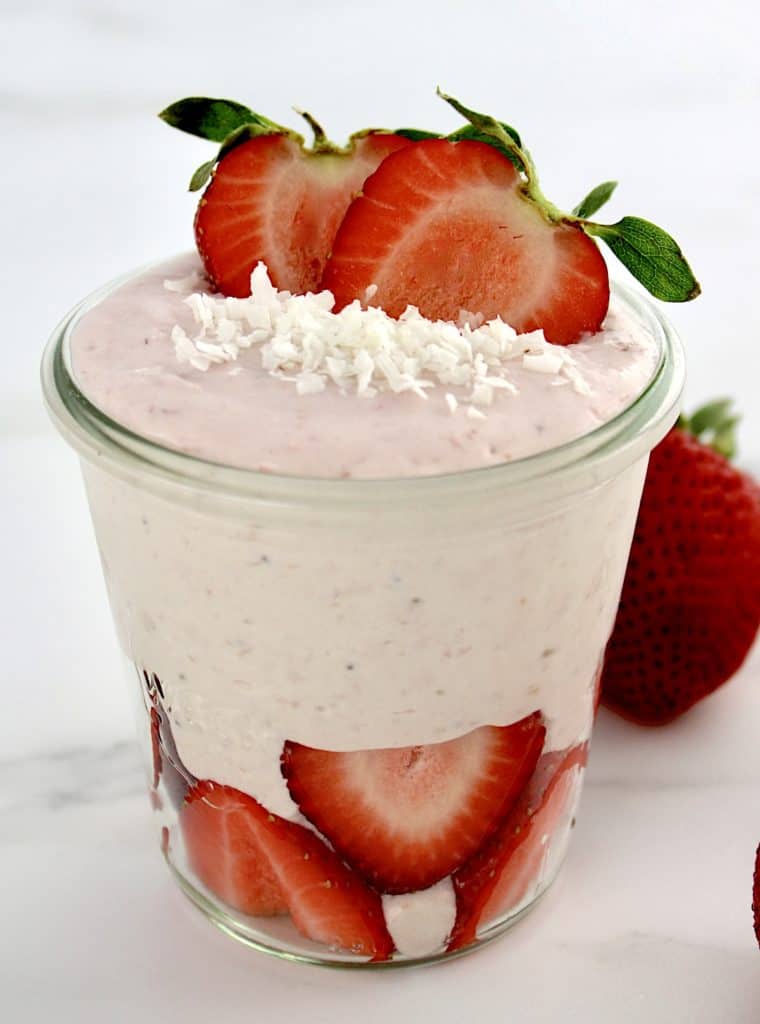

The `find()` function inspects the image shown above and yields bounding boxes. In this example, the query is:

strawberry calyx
[160,95,407,192]
[435,90,701,304]
[677,398,740,460]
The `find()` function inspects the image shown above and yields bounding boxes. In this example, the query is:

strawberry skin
[321,139,610,345]
[601,426,760,725]
[282,713,546,894]
[180,781,394,959]
[195,132,409,297]
[448,744,588,951]
[181,782,287,917]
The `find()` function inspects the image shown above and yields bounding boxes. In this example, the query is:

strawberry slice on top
[321,92,700,344]
[160,96,409,297]
[282,713,546,894]
[322,138,610,345]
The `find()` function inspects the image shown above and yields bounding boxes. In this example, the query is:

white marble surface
[2,1,760,1020]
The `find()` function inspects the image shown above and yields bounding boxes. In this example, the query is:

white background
[2,1,759,1020]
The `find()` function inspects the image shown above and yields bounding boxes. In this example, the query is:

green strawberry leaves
[678,398,739,459]
[584,218,700,302]
[573,181,618,219]
[395,128,441,141]
[159,97,279,142]
[438,91,701,303]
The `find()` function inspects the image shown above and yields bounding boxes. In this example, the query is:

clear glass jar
[41,270,685,968]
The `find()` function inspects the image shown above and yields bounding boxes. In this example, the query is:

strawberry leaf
[584,217,701,302]
[680,398,739,459]
[448,124,525,172]
[395,128,441,141]
[573,181,618,219]
[188,159,217,193]
[159,97,271,142]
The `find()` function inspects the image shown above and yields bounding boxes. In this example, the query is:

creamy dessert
[43,91,694,965]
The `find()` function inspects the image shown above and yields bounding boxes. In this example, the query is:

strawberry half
[448,743,588,951]
[282,713,545,894]
[195,131,409,297]
[180,781,394,959]
[181,782,287,917]
[601,400,760,725]
[321,138,610,345]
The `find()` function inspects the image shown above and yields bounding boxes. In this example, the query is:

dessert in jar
[42,92,696,966]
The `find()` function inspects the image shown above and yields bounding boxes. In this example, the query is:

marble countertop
[3,0,759,1019]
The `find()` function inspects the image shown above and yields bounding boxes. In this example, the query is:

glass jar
[41,270,685,967]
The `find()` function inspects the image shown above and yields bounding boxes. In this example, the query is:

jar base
[163,842,561,970]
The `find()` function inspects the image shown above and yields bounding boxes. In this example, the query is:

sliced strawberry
[247,799,394,960]
[448,743,587,951]
[282,713,545,894]
[181,782,287,917]
[195,132,410,297]
[321,139,610,345]
[181,781,394,958]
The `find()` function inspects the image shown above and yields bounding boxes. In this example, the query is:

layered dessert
[45,92,695,964]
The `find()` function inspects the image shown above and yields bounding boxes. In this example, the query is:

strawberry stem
[293,108,337,153]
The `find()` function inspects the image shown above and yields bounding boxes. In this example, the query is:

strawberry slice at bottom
[282,713,546,894]
[448,743,588,951]
[181,782,287,917]
[248,802,394,960]
[181,781,394,959]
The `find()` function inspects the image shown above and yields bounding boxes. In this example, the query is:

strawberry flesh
[601,427,760,724]
[321,139,609,345]
[282,713,546,894]
[195,132,410,297]
[448,743,588,951]
[180,781,394,959]
[181,781,287,917]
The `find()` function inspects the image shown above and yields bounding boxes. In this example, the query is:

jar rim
[41,258,686,506]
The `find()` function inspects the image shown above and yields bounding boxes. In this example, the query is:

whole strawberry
[601,400,760,725]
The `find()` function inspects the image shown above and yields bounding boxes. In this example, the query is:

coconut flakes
[169,263,593,416]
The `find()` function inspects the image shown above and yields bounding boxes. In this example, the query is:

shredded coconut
[167,264,592,415]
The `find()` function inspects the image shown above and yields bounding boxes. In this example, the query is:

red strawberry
[181,781,394,959]
[601,400,760,725]
[247,797,394,960]
[753,845,760,947]
[321,138,610,345]
[282,713,545,894]
[181,782,287,917]
[448,743,587,951]
[195,131,409,297]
